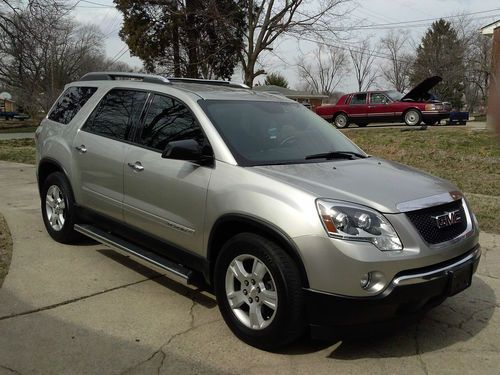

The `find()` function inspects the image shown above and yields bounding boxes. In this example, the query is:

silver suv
[36,72,481,349]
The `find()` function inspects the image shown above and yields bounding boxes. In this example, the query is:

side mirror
[161,139,213,166]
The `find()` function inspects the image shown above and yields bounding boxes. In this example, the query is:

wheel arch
[333,111,348,120]
[207,214,310,288]
[402,107,422,119]
[37,158,70,196]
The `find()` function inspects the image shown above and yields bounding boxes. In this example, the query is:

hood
[251,158,457,213]
[401,76,442,102]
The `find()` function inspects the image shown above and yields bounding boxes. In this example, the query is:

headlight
[316,199,403,251]
[425,103,443,111]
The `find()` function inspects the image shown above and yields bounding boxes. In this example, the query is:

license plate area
[447,264,473,296]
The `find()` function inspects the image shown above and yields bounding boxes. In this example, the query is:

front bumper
[305,245,481,339]
[421,111,450,121]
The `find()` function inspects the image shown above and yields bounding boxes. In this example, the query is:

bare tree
[0,3,109,115]
[453,15,492,113]
[296,44,348,95]
[349,38,378,91]
[379,30,413,93]
[241,0,350,87]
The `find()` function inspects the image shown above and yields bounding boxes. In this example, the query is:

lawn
[343,127,499,233]
[0,139,36,164]
[0,128,498,233]
[0,126,38,133]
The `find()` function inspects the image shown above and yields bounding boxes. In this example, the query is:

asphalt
[0,161,498,375]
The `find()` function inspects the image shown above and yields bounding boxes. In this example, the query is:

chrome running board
[74,224,193,285]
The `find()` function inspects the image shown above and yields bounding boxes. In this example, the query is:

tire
[41,172,82,244]
[333,113,349,129]
[214,233,305,350]
[404,109,422,126]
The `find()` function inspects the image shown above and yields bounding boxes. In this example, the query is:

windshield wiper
[304,151,367,160]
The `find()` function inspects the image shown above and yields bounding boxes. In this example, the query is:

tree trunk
[171,3,181,77]
[185,0,200,78]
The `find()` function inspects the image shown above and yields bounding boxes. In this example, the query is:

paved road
[343,121,488,131]
[0,161,498,375]
[0,132,35,140]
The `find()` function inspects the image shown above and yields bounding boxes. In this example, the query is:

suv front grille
[406,200,468,245]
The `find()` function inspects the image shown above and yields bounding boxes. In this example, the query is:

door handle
[75,145,87,153]
[127,161,144,172]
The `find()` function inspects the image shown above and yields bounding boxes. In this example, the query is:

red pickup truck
[316,76,451,128]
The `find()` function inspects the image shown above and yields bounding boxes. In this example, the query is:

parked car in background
[316,76,451,128]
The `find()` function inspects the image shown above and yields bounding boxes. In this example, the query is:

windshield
[200,100,365,166]
[386,90,404,101]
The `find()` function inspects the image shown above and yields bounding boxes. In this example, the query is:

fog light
[360,273,371,289]
[360,271,387,293]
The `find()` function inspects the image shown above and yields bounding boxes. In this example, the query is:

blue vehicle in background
[447,111,469,125]
[0,111,30,120]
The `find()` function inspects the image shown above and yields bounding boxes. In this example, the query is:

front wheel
[214,233,305,350]
[41,172,82,244]
[333,113,349,128]
[404,109,422,126]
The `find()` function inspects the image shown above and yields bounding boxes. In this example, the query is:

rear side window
[137,94,204,151]
[48,86,97,124]
[83,89,147,141]
[350,93,367,105]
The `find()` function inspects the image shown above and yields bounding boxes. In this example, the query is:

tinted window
[201,100,364,166]
[84,89,147,141]
[370,93,389,104]
[48,86,97,124]
[350,94,367,105]
[138,94,204,151]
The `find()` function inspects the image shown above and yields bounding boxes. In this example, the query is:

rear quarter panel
[315,95,351,119]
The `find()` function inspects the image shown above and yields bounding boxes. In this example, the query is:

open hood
[401,76,442,101]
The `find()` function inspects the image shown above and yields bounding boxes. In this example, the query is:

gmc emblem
[432,210,462,229]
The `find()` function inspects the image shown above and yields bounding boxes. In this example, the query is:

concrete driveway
[0,161,498,375]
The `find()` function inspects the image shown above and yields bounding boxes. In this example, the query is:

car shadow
[281,276,495,357]
[97,248,217,309]
[95,248,496,357]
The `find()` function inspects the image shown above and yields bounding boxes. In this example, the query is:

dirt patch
[0,212,13,287]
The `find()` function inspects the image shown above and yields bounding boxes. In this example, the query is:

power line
[78,0,114,8]
[347,8,500,30]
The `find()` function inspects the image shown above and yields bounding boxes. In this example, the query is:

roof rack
[79,72,249,89]
[79,72,170,85]
[167,77,249,89]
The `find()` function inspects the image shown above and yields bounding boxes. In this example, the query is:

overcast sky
[72,0,500,92]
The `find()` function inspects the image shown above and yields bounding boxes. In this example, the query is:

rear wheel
[41,172,82,244]
[214,233,305,350]
[404,109,422,126]
[333,113,349,129]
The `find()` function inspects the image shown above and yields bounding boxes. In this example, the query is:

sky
[71,0,500,92]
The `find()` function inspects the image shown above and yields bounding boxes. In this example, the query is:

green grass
[343,127,500,233]
[0,139,36,164]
